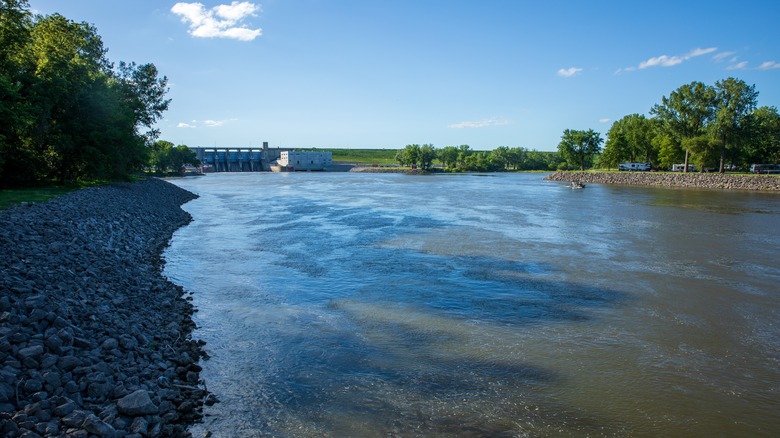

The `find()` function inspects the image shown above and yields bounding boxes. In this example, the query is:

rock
[100,338,119,350]
[62,409,89,428]
[54,399,77,417]
[0,179,204,436]
[130,416,148,435]
[17,345,44,363]
[82,413,116,437]
[117,390,159,416]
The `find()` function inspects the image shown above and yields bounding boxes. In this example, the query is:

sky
[26,0,780,151]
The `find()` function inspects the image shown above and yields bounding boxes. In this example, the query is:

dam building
[275,151,333,171]
[190,142,283,172]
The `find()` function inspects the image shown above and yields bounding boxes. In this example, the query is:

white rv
[671,164,697,172]
[618,162,651,171]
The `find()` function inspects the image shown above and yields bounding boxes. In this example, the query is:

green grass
[301,148,398,164]
[0,187,76,210]
[0,179,110,210]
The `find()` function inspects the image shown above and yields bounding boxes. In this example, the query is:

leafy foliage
[557,129,603,171]
[0,1,170,186]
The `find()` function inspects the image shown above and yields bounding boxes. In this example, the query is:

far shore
[545,171,780,191]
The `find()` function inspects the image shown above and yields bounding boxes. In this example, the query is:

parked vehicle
[750,164,780,174]
[671,164,698,172]
[618,162,651,171]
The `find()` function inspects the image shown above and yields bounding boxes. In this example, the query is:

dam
[190,142,283,172]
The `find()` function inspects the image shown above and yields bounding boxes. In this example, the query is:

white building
[277,151,333,171]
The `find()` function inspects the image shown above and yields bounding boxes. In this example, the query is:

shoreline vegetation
[0,178,208,436]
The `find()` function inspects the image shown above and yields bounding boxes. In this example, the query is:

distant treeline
[308,147,564,171]
[393,144,563,171]
[0,0,170,187]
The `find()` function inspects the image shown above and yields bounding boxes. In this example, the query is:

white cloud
[598,118,610,124]
[757,61,780,70]
[713,51,736,62]
[448,118,511,129]
[177,122,196,128]
[171,2,262,41]
[203,119,225,127]
[726,61,748,70]
[557,67,582,77]
[633,47,717,70]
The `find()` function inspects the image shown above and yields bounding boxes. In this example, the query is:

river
[164,172,780,437]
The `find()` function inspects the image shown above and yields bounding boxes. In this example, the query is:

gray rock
[100,338,119,350]
[117,390,159,416]
[83,413,117,437]
[17,345,44,362]
[61,409,89,428]
[54,399,77,417]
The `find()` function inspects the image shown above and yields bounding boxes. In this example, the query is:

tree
[651,81,715,172]
[602,114,658,169]
[0,4,171,185]
[418,144,435,170]
[557,129,603,170]
[396,144,420,167]
[457,144,471,168]
[26,13,113,182]
[743,106,780,165]
[654,132,682,169]
[438,146,459,169]
[149,141,199,174]
[712,77,758,172]
[0,0,35,183]
[116,61,171,144]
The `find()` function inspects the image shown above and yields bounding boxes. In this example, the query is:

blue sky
[27,0,780,151]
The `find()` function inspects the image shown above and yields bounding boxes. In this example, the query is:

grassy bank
[299,148,398,164]
[0,187,78,210]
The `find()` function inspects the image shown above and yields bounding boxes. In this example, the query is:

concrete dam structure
[191,142,283,172]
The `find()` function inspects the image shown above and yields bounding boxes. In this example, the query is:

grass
[0,187,76,210]
[300,148,398,164]
[0,179,109,210]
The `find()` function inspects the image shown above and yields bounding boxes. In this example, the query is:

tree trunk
[719,133,726,173]
[684,149,689,173]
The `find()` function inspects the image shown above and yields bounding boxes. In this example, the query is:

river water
[164,172,780,437]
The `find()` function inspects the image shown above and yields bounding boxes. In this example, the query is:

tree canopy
[0,0,170,186]
[557,129,603,171]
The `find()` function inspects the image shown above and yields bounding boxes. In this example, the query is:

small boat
[570,181,585,189]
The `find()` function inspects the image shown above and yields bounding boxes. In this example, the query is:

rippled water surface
[164,173,780,437]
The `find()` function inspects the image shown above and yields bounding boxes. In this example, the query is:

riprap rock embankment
[0,178,206,437]
[545,171,780,191]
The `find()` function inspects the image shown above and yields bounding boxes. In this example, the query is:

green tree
[0,0,36,183]
[25,13,112,182]
[418,144,435,170]
[651,81,715,172]
[602,114,658,169]
[457,144,471,168]
[712,77,758,172]
[557,129,603,170]
[654,133,682,169]
[116,61,171,144]
[438,146,459,169]
[396,144,421,167]
[743,106,780,165]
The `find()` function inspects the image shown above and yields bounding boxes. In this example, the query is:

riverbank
[0,178,206,437]
[545,171,780,191]
[348,166,429,175]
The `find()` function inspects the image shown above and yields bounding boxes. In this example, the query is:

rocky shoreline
[1,178,208,437]
[545,171,780,191]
